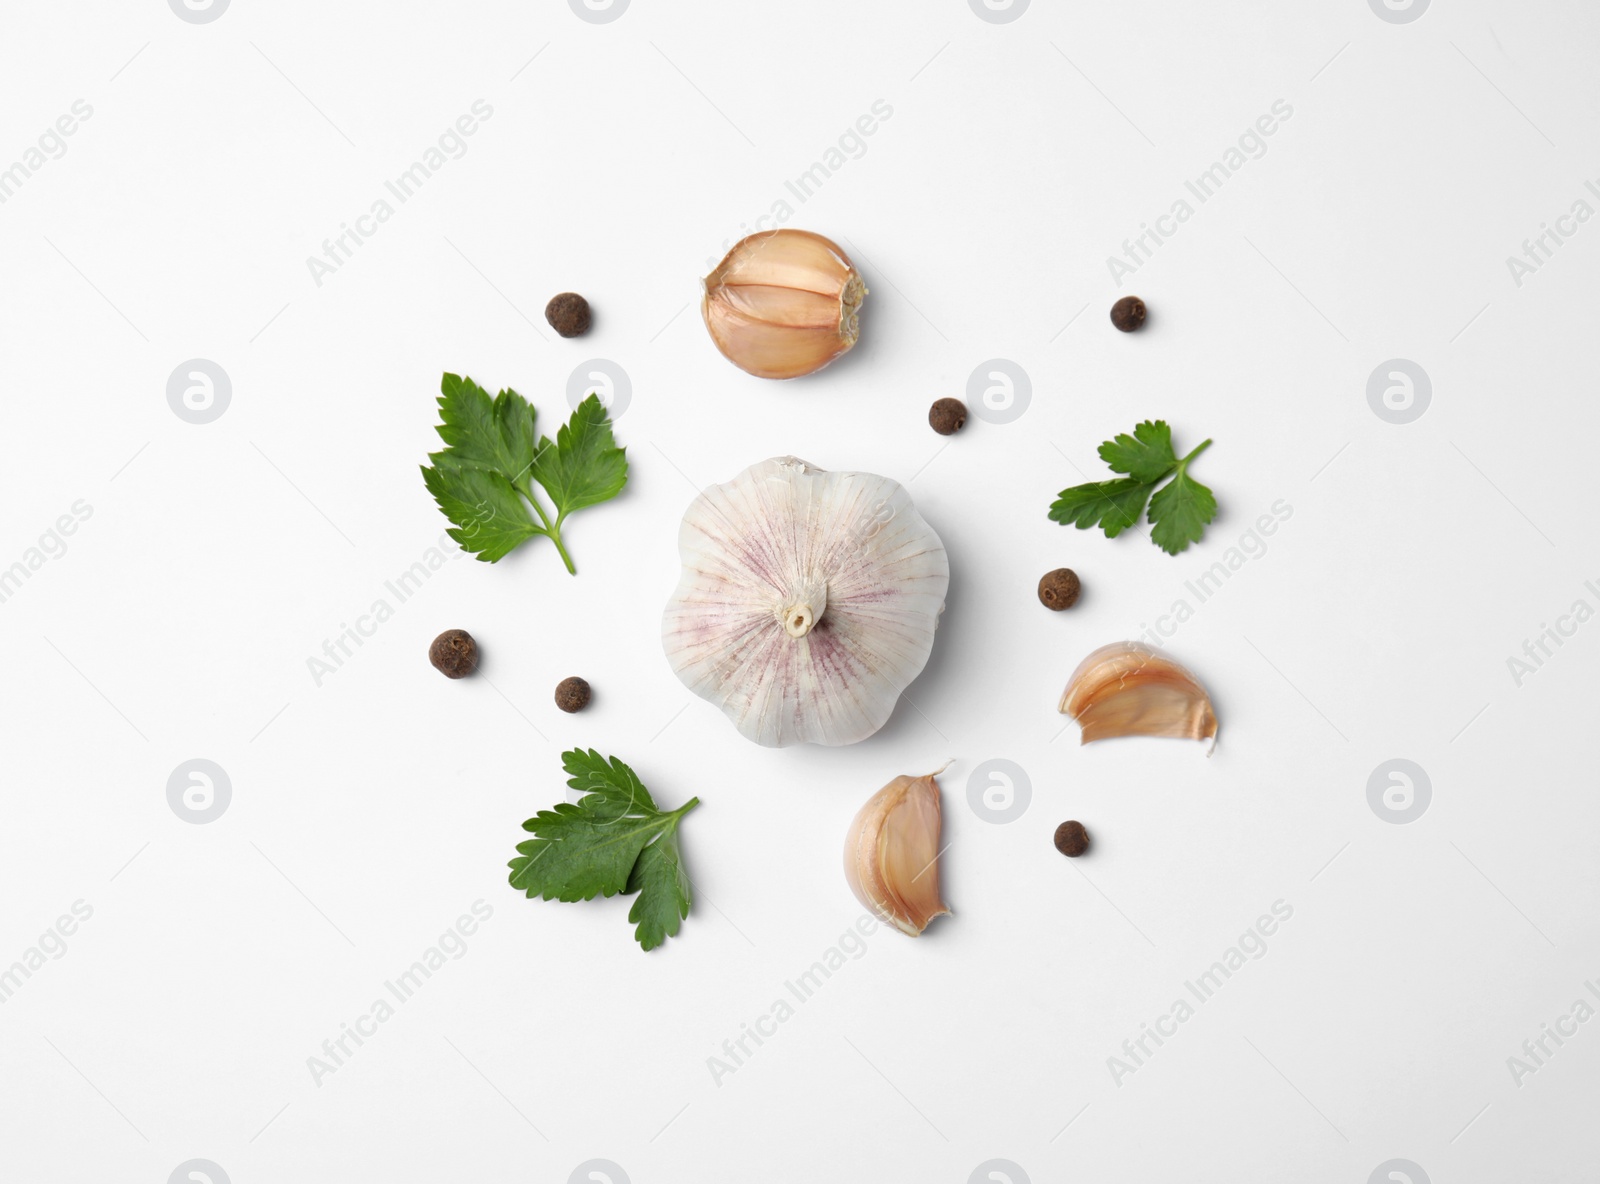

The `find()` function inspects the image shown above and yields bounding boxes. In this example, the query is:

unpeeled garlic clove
[1059,641,1218,747]
[843,767,951,936]
[702,229,865,379]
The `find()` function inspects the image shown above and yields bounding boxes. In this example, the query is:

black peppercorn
[1038,567,1080,610]
[544,292,592,338]
[1110,295,1147,332]
[554,676,591,713]
[429,629,478,679]
[928,397,967,436]
[1054,820,1090,857]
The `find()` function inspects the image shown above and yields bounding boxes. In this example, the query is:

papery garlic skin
[844,769,951,937]
[702,229,865,379]
[1059,641,1218,746]
[662,457,949,747]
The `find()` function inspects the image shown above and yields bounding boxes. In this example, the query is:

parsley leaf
[432,373,538,476]
[528,394,629,519]
[420,463,541,563]
[1098,420,1177,484]
[560,747,659,819]
[1148,464,1218,556]
[1049,422,1216,555]
[507,749,699,952]
[1044,477,1154,538]
[421,374,627,573]
[626,829,692,951]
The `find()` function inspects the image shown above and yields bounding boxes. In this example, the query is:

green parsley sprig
[421,373,627,573]
[508,749,699,952]
[1048,420,1217,555]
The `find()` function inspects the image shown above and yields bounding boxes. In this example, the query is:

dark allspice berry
[928,397,968,436]
[544,292,592,338]
[1038,567,1081,610]
[429,629,478,679]
[1054,820,1090,857]
[1110,295,1147,333]
[554,676,592,713]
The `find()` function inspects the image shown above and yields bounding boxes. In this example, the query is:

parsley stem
[546,528,577,575]
[517,478,578,574]
[1179,438,1213,467]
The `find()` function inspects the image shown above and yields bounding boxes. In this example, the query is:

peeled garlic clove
[662,456,949,747]
[702,229,865,379]
[844,769,951,936]
[1059,641,1218,746]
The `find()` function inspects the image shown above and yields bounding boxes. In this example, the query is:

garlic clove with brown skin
[844,768,951,937]
[702,229,865,379]
[1059,641,1218,747]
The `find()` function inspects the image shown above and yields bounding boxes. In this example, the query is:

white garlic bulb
[662,456,950,747]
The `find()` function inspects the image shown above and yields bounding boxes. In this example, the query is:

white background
[1,1,1597,1181]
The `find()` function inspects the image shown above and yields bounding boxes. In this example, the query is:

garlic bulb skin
[702,229,866,379]
[844,769,951,937]
[662,457,949,747]
[1059,641,1218,746]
